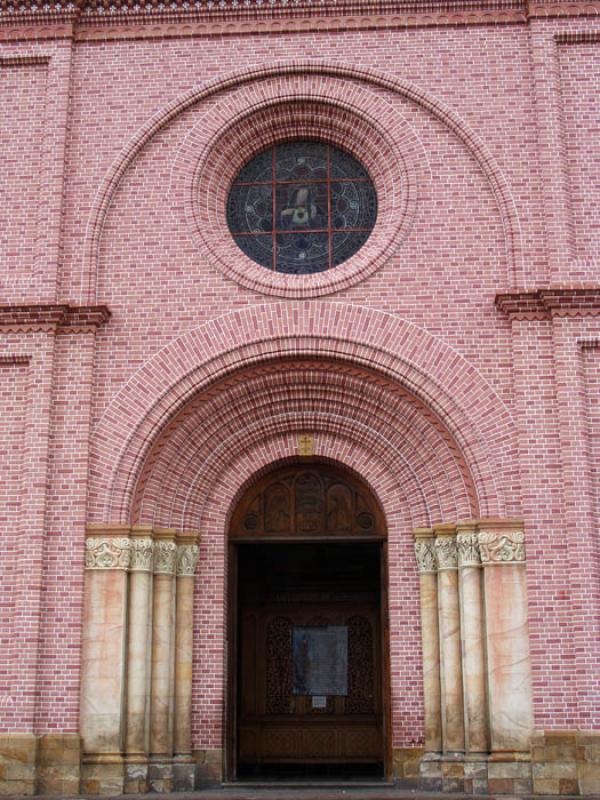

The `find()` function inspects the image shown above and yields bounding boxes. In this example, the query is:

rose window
[227,141,378,274]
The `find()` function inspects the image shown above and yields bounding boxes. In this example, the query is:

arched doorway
[227,461,389,781]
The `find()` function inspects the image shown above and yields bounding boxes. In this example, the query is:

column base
[173,756,195,791]
[193,748,223,786]
[124,755,149,794]
[392,747,424,788]
[417,751,535,794]
[147,757,173,792]
[81,753,125,796]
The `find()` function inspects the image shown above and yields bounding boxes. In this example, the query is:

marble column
[434,524,465,754]
[174,534,200,759]
[80,526,131,794]
[478,521,533,754]
[173,534,201,791]
[456,522,488,754]
[150,529,177,762]
[125,526,154,758]
[414,529,442,753]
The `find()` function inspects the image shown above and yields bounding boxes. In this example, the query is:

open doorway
[226,462,390,781]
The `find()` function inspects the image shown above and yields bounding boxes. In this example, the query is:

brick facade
[0,0,598,794]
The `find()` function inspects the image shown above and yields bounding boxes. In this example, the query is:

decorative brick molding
[83,62,523,299]
[88,302,517,527]
[172,81,424,298]
[0,304,110,333]
[1,0,598,33]
[496,287,600,319]
[130,361,479,531]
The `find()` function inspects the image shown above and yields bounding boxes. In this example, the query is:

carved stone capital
[414,538,437,573]
[434,535,458,570]
[176,544,200,577]
[130,537,154,572]
[85,537,131,570]
[153,540,177,575]
[456,532,481,567]
[478,529,525,564]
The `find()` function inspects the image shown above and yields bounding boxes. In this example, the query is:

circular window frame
[227,141,378,275]
[173,84,422,299]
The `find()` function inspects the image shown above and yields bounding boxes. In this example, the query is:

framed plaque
[292,625,348,696]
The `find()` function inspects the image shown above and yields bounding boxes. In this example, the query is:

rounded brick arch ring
[169,79,426,298]
[89,302,519,524]
[131,361,478,529]
[83,61,524,300]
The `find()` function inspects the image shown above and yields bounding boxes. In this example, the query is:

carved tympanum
[231,464,383,539]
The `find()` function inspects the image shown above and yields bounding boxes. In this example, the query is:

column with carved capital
[456,522,488,755]
[126,526,154,767]
[414,529,442,754]
[434,524,465,754]
[80,525,131,794]
[173,533,200,787]
[478,521,533,754]
[149,529,177,786]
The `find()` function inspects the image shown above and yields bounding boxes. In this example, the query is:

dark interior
[235,542,385,781]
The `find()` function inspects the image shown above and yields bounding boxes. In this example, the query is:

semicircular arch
[89,302,518,525]
[82,60,524,300]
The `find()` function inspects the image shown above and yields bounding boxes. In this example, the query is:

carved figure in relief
[265,484,291,533]
[326,485,352,531]
[295,472,323,532]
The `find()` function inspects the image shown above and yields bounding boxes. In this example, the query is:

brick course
[0,0,598,791]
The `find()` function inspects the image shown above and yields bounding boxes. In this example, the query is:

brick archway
[89,302,518,526]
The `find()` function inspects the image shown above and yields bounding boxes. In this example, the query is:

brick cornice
[0,0,598,41]
[495,287,600,320]
[0,304,110,333]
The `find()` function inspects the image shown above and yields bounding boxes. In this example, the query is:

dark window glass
[227,142,377,273]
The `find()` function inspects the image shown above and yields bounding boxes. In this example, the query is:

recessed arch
[89,302,518,526]
[82,60,524,302]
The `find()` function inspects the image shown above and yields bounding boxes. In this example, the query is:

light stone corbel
[477,520,533,754]
[433,523,465,754]
[414,528,442,754]
[456,521,488,755]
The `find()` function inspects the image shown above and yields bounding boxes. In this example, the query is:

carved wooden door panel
[230,464,385,541]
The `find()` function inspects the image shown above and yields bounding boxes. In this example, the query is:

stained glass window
[227,142,377,274]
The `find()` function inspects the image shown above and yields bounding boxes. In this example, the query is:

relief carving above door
[231,463,385,540]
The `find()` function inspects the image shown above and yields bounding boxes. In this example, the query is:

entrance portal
[228,463,388,781]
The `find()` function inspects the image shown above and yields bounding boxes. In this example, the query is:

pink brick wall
[0,3,598,751]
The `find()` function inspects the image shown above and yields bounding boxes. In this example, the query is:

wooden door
[237,542,384,770]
